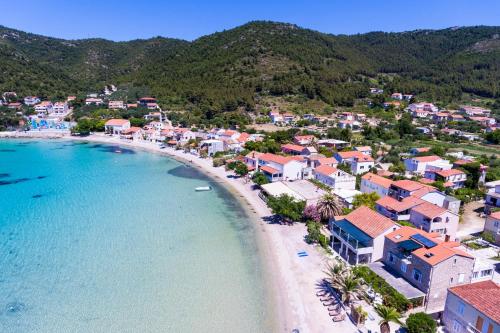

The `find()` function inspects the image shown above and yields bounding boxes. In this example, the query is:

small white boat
[195,186,212,192]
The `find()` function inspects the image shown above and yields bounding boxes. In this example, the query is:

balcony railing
[467,323,481,333]
[332,225,372,250]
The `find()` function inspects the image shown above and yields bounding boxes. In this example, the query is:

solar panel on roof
[410,234,437,248]
[398,240,423,252]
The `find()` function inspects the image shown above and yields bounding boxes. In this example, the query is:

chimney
[444,234,450,242]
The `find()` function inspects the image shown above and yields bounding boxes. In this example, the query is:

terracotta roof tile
[449,281,500,324]
[314,165,338,176]
[411,201,447,219]
[362,172,393,189]
[376,196,424,212]
[343,206,396,238]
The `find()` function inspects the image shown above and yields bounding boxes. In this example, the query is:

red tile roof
[337,151,365,160]
[434,169,465,177]
[448,281,500,324]
[314,165,338,176]
[282,144,305,153]
[259,153,293,165]
[343,206,396,238]
[362,172,393,189]
[376,196,424,212]
[411,201,447,218]
[105,119,129,126]
[412,155,442,163]
[260,165,280,174]
[392,180,430,192]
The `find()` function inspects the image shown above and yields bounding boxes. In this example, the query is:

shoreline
[0,132,341,332]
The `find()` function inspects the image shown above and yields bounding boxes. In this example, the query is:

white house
[485,185,500,214]
[361,172,393,198]
[85,98,104,105]
[258,153,305,182]
[104,119,131,135]
[354,146,372,156]
[313,165,356,191]
[483,212,500,246]
[200,139,225,156]
[34,101,53,116]
[335,151,374,175]
[51,102,69,115]
[424,169,467,189]
[404,155,449,175]
[330,206,398,265]
[407,102,439,113]
[24,96,40,106]
[108,100,125,109]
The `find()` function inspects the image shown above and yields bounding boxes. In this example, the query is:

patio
[368,262,426,300]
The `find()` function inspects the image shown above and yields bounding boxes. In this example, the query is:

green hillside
[1,21,499,110]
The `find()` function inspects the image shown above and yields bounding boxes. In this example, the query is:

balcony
[467,323,481,333]
[332,224,374,253]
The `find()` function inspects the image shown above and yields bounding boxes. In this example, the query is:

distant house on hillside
[104,119,130,135]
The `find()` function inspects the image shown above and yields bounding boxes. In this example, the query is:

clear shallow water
[0,139,272,333]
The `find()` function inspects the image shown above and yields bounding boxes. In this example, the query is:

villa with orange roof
[379,226,475,313]
[354,146,372,156]
[334,151,374,175]
[361,172,393,198]
[330,206,398,265]
[376,195,425,221]
[281,143,317,156]
[119,127,143,141]
[404,155,451,175]
[443,281,500,333]
[313,165,355,191]
[257,153,306,182]
[409,201,459,238]
[104,119,131,135]
[424,168,467,189]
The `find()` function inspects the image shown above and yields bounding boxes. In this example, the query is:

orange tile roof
[411,201,447,218]
[314,165,338,176]
[105,119,129,126]
[282,144,305,153]
[453,159,474,165]
[259,153,293,165]
[385,226,472,266]
[392,180,429,192]
[316,157,338,166]
[294,135,314,140]
[337,151,365,159]
[418,178,436,184]
[376,196,424,212]
[434,169,465,177]
[343,206,396,238]
[355,146,372,152]
[362,172,393,189]
[260,165,280,174]
[412,155,442,162]
[449,281,500,324]
[377,170,394,177]
[490,211,500,220]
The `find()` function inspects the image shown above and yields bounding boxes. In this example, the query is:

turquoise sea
[0,139,272,332]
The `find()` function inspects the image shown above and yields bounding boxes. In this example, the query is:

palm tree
[316,193,344,222]
[337,273,364,305]
[375,304,402,333]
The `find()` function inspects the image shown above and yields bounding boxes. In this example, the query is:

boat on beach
[195,186,212,191]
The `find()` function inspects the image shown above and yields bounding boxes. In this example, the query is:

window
[452,320,462,332]
[481,269,492,277]
[401,262,407,273]
[458,273,465,283]
[450,277,454,284]
[473,272,479,279]
[413,269,422,282]
[453,258,457,265]
[458,301,465,315]
[388,253,395,263]
[494,221,499,228]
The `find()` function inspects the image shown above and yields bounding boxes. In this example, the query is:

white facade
[351,158,374,175]
[313,168,355,191]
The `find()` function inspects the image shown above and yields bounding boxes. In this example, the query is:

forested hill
[1,21,499,110]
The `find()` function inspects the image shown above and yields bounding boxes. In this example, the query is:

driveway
[457,200,485,239]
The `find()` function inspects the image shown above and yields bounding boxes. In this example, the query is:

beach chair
[328,310,341,316]
[319,296,331,302]
[332,313,346,322]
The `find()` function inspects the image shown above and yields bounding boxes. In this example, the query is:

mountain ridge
[1,21,499,110]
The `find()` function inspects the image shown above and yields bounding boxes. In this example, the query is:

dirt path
[457,200,485,239]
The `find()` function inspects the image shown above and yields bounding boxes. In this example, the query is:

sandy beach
[0,131,358,333]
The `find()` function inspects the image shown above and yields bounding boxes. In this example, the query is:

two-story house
[293,135,316,146]
[104,119,131,135]
[361,172,393,198]
[424,169,467,189]
[376,196,425,221]
[334,151,374,175]
[382,227,475,313]
[404,155,450,175]
[330,206,398,265]
[442,281,499,333]
[258,153,305,182]
[313,165,356,191]
[409,201,459,239]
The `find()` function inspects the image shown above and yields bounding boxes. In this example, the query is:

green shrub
[481,231,496,244]
[406,312,437,333]
[353,266,410,312]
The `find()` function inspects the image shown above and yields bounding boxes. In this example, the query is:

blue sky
[1,0,499,41]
